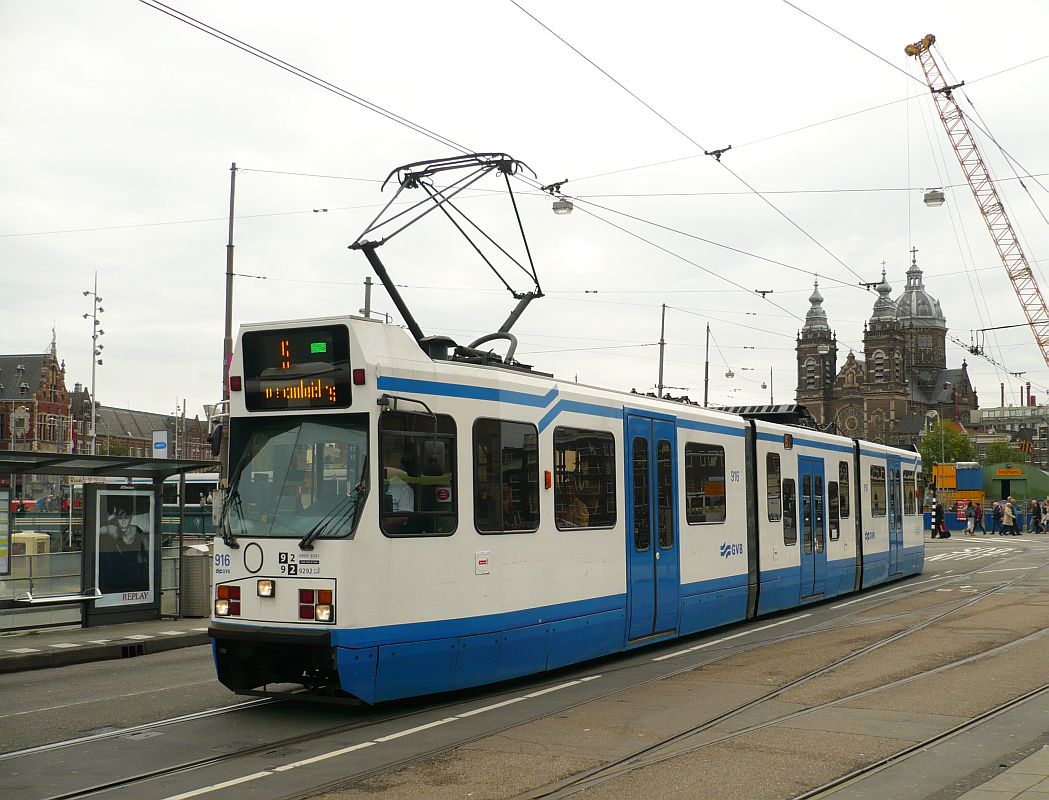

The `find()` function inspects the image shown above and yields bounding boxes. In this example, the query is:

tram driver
[382,445,415,532]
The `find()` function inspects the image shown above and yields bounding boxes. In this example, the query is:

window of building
[903,469,916,515]
[839,461,850,518]
[473,419,539,533]
[873,350,885,382]
[685,443,726,524]
[828,480,841,540]
[767,452,781,521]
[379,411,457,536]
[783,478,797,546]
[805,357,816,389]
[554,427,616,530]
[870,465,887,517]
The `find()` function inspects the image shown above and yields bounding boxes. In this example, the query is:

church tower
[796,280,837,427]
[863,270,907,441]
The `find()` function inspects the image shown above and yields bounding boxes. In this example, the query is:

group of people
[932,496,1049,538]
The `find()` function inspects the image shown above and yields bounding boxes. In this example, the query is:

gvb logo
[720,542,744,558]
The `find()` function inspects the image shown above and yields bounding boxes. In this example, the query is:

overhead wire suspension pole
[703,323,710,408]
[657,304,666,399]
[906,34,1049,368]
[220,162,236,485]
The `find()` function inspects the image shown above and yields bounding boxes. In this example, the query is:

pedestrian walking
[965,501,976,535]
[1002,499,1016,535]
[992,500,1003,534]
[974,501,986,534]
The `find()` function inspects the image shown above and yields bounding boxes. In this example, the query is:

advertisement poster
[0,488,9,576]
[94,489,155,607]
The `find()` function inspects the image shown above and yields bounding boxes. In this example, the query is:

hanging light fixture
[552,197,574,215]
[923,188,945,207]
[725,369,735,378]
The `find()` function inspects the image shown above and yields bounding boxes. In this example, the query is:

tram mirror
[422,440,446,476]
[209,423,223,458]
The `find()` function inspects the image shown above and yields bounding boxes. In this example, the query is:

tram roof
[0,451,218,479]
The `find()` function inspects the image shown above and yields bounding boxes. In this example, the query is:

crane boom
[906,34,1049,368]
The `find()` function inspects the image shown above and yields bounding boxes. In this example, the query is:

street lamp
[84,271,105,455]
[926,409,944,463]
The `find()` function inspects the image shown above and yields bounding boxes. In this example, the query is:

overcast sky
[3,1,1047,420]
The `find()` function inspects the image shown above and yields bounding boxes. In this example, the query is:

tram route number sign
[278,551,320,576]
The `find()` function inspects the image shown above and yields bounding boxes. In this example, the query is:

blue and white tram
[209,316,923,703]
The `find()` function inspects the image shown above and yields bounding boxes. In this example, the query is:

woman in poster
[98,493,151,595]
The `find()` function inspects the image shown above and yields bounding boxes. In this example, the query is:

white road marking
[832,575,948,608]
[926,546,1016,562]
[49,643,80,649]
[7,647,41,654]
[272,741,375,771]
[976,567,1032,574]
[653,614,811,662]
[456,697,525,718]
[125,635,154,640]
[160,630,184,636]
[161,770,273,800]
[374,717,458,742]
[524,680,582,698]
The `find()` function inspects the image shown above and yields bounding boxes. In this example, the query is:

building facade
[796,252,978,445]
[0,337,74,456]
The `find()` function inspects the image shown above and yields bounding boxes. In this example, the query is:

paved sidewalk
[0,616,210,673]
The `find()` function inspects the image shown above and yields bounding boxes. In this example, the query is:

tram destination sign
[242,325,352,411]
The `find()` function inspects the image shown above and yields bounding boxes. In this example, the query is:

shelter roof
[0,451,217,479]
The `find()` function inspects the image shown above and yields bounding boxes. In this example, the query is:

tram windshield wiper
[299,461,368,550]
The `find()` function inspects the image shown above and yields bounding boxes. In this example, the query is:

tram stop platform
[0,616,209,674]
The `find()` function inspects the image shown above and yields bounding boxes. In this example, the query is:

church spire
[803,278,830,332]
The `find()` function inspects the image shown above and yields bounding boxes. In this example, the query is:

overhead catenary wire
[510,0,869,286]
[137,0,472,156]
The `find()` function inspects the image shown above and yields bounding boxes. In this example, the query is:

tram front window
[226,416,368,538]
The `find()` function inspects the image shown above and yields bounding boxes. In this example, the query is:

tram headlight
[257,579,275,597]
[315,603,334,622]
[215,598,230,616]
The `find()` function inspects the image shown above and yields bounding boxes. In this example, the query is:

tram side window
[554,427,616,530]
[379,411,457,537]
[474,419,539,533]
[903,469,916,515]
[828,480,840,540]
[783,478,798,545]
[870,465,887,517]
[685,443,727,524]
[838,461,851,518]
[767,452,782,522]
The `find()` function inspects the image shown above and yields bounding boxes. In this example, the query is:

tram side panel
[333,391,630,702]
[675,420,749,636]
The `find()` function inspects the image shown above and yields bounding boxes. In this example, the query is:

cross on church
[910,246,919,264]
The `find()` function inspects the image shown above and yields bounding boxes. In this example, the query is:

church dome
[895,253,946,329]
[803,279,829,331]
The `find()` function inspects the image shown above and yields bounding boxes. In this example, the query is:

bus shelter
[0,451,217,628]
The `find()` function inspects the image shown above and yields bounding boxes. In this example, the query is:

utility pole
[770,366,774,405]
[360,276,373,319]
[703,323,710,407]
[656,304,666,399]
[220,162,237,485]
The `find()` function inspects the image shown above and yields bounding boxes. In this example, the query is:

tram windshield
[225,416,368,538]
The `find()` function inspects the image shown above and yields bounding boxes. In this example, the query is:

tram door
[887,456,904,574]
[625,413,681,641]
[798,457,827,599]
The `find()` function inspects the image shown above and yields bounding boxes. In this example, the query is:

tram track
[17,543,1039,800]
[508,556,1049,799]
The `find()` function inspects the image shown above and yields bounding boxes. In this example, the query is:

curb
[0,631,211,675]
